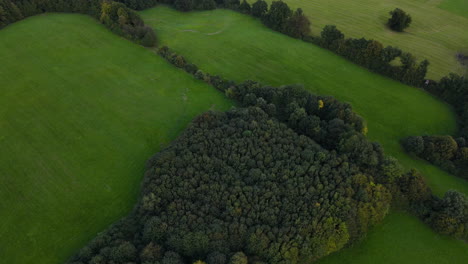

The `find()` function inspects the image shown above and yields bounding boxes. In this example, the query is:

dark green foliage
[318,25,428,87]
[387,8,412,32]
[207,252,227,264]
[262,0,292,33]
[100,1,157,46]
[194,0,216,10]
[116,0,158,10]
[251,0,267,18]
[238,0,251,14]
[396,169,432,207]
[163,251,185,264]
[229,252,248,264]
[224,0,240,10]
[403,135,468,180]
[425,190,468,241]
[320,25,344,49]
[286,8,310,39]
[174,0,194,11]
[69,106,392,263]
[140,27,157,47]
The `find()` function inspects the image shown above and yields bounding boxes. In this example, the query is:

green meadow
[140,6,468,263]
[276,0,468,79]
[439,0,468,18]
[0,14,231,263]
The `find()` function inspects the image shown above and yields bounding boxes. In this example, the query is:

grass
[140,6,468,263]
[439,0,468,19]
[0,14,231,264]
[273,0,468,79]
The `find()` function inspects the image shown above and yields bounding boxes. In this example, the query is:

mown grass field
[275,0,468,79]
[140,6,468,263]
[0,14,231,263]
[439,0,468,18]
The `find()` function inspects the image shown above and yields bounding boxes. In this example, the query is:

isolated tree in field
[263,0,292,33]
[251,0,267,17]
[387,8,412,32]
[286,8,310,39]
[239,0,251,14]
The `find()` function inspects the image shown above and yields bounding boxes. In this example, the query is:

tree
[251,0,267,18]
[229,252,248,264]
[207,252,227,264]
[196,0,216,10]
[320,25,344,50]
[175,0,194,11]
[403,136,424,155]
[263,0,292,33]
[286,8,310,39]
[239,0,251,14]
[225,0,241,9]
[387,8,412,32]
[141,27,157,47]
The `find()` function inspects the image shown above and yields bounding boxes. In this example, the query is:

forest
[67,106,392,263]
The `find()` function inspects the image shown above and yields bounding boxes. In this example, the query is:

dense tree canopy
[262,0,292,33]
[251,0,267,18]
[68,106,392,264]
[403,135,468,180]
[387,8,412,32]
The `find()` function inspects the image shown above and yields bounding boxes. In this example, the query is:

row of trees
[0,0,157,46]
[403,135,468,180]
[311,25,429,87]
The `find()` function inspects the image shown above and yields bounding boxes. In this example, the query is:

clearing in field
[0,14,231,264]
[276,0,468,79]
[140,6,468,263]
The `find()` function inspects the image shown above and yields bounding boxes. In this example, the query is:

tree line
[0,0,157,46]
[403,135,468,180]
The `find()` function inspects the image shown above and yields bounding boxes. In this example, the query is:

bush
[251,0,267,17]
[387,8,412,32]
